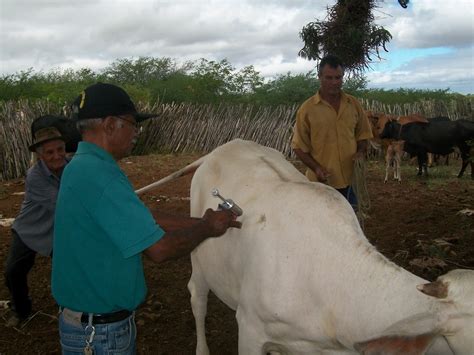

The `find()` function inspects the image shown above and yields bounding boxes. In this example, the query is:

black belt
[81,309,132,324]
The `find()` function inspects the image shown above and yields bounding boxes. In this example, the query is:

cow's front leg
[236,307,267,355]
[418,153,429,177]
[417,158,423,176]
[188,263,210,355]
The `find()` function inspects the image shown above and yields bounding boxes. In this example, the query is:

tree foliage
[0,56,466,107]
[299,0,394,76]
[253,72,318,105]
[102,57,187,85]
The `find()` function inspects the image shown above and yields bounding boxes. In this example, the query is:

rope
[352,158,371,227]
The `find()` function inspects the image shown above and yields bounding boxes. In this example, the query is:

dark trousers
[336,186,358,211]
[4,230,36,318]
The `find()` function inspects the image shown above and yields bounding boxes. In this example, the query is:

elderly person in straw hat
[3,118,70,327]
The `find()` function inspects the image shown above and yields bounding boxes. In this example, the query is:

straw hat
[28,127,65,152]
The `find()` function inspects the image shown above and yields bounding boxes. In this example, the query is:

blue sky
[373,47,453,72]
[1,0,473,94]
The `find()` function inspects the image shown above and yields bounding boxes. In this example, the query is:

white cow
[188,139,473,354]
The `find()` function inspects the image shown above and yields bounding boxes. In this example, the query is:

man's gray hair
[76,118,103,133]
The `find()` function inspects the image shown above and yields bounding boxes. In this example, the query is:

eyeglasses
[116,116,143,133]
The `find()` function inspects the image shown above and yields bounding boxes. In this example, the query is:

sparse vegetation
[0,56,471,106]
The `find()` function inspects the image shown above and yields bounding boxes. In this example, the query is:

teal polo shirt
[51,142,164,313]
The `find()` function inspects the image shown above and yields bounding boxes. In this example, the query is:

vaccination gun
[211,188,243,217]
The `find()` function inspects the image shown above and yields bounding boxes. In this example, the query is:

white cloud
[377,0,474,49]
[0,0,472,93]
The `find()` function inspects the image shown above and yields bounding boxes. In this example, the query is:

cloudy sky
[1,0,473,94]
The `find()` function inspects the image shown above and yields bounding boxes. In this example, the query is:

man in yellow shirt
[291,54,373,209]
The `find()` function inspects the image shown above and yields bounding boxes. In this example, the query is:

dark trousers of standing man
[336,186,358,211]
[4,229,36,319]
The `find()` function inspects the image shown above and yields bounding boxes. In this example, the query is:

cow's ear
[354,333,435,355]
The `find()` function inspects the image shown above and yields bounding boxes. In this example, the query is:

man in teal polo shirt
[51,83,241,354]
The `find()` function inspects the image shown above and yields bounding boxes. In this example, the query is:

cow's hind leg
[456,143,472,179]
[385,146,393,183]
[394,158,401,182]
[457,160,469,178]
[460,160,474,179]
[395,151,402,182]
[384,159,390,183]
[188,262,210,355]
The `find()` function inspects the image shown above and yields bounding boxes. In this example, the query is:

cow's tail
[135,154,207,195]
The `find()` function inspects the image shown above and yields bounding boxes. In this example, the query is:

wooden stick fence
[133,103,299,157]
[1,98,472,181]
[0,100,59,180]
[359,98,473,119]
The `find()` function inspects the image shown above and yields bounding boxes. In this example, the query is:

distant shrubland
[0,56,471,106]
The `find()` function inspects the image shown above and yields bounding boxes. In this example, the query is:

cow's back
[190,140,311,308]
[190,140,355,306]
[457,119,474,141]
[402,119,474,149]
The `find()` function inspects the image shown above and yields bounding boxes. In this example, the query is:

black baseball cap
[71,82,157,122]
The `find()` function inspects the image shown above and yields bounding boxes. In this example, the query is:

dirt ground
[0,153,472,354]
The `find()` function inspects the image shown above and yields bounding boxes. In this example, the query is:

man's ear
[102,116,117,135]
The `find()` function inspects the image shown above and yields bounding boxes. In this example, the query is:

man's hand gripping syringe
[211,188,243,217]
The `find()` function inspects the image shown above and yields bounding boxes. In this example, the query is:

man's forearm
[293,148,321,171]
[144,220,211,263]
[152,210,201,233]
[145,209,240,263]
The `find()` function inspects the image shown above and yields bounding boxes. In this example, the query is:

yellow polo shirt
[291,91,373,189]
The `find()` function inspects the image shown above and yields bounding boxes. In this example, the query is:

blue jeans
[58,311,136,354]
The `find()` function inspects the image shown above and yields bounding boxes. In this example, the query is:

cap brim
[71,111,158,122]
[134,113,159,122]
[28,137,66,152]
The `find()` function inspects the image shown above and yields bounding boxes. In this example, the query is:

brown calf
[367,112,428,182]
